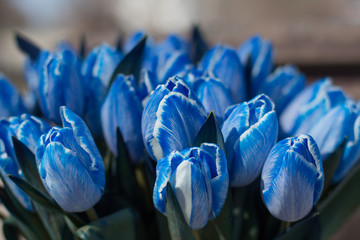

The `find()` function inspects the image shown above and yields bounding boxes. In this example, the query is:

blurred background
[0,0,359,239]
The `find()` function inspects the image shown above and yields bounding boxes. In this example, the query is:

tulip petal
[153,93,206,160]
[0,73,26,118]
[101,75,144,162]
[199,143,229,218]
[39,142,103,212]
[60,106,105,188]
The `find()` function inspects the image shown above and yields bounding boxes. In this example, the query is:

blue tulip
[237,35,273,97]
[193,77,234,123]
[142,76,207,161]
[36,106,105,212]
[82,43,124,137]
[153,143,229,229]
[221,94,278,187]
[23,51,51,113]
[307,102,356,161]
[261,134,324,222]
[138,69,159,104]
[280,78,346,137]
[125,32,190,84]
[0,122,33,211]
[39,49,85,124]
[260,65,306,114]
[123,31,148,54]
[7,114,51,154]
[312,102,360,183]
[0,73,26,118]
[199,45,246,103]
[101,74,144,163]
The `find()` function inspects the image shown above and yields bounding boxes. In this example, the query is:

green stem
[279,221,291,233]
[86,208,98,222]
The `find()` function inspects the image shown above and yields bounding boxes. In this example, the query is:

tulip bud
[0,122,33,210]
[0,73,26,118]
[199,45,246,103]
[222,94,278,187]
[142,76,207,161]
[82,43,124,136]
[280,78,346,137]
[101,74,144,163]
[39,49,85,124]
[7,114,51,154]
[261,134,324,222]
[260,65,306,114]
[193,77,234,123]
[36,107,105,212]
[237,35,273,98]
[153,143,228,229]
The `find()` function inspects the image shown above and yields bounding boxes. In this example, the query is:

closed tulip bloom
[39,49,85,124]
[101,75,144,163]
[237,35,273,98]
[7,114,51,154]
[332,104,360,182]
[222,94,278,187]
[153,143,229,230]
[199,45,246,103]
[0,122,33,210]
[307,102,356,161]
[142,76,207,161]
[261,134,324,222]
[193,77,234,123]
[280,78,346,137]
[36,107,105,212]
[82,43,124,136]
[0,73,26,118]
[260,65,306,114]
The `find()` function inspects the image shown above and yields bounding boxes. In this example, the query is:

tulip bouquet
[0,27,359,240]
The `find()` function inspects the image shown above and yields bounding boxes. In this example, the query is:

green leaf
[115,32,123,52]
[197,190,232,240]
[74,208,139,240]
[15,32,41,62]
[3,216,39,240]
[107,35,147,91]
[115,128,143,208]
[8,175,61,212]
[165,183,195,240]
[79,33,86,59]
[12,137,46,191]
[275,212,320,240]
[191,25,208,63]
[318,161,360,240]
[322,137,347,194]
[194,111,225,153]
[9,175,85,228]
[0,173,51,240]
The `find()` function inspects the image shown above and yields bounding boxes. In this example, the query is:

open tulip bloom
[0,29,358,240]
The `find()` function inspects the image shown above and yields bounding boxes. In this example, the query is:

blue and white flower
[260,65,306,114]
[0,121,32,210]
[82,43,124,137]
[199,45,246,103]
[237,35,273,98]
[101,74,144,163]
[0,73,26,119]
[221,94,278,187]
[280,78,346,137]
[261,134,324,222]
[36,106,105,212]
[39,49,85,124]
[193,77,234,123]
[153,143,228,229]
[142,76,207,161]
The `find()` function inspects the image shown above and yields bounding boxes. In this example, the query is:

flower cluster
[0,30,358,239]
